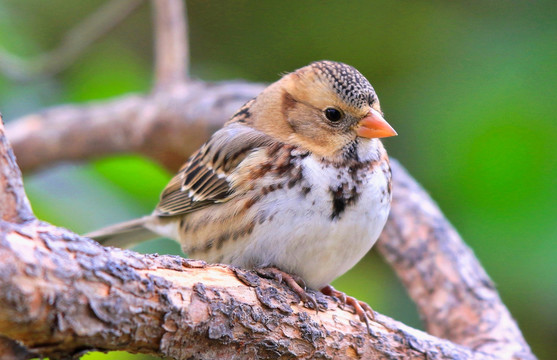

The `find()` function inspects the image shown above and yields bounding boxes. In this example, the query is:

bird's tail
[84,216,158,248]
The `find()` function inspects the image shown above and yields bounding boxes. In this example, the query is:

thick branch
[7,81,265,173]
[0,220,492,360]
[377,161,534,359]
[0,115,34,223]
[152,0,189,88]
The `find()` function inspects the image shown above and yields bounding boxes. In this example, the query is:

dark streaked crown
[310,61,376,108]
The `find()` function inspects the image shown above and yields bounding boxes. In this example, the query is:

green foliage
[81,351,156,360]
[93,155,171,208]
[1,0,555,358]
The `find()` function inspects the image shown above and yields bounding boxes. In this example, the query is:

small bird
[86,61,397,331]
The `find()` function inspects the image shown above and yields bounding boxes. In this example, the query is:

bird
[86,60,397,332]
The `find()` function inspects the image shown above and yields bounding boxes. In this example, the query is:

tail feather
[84,216,158,248]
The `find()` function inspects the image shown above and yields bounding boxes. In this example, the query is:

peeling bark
[0,221,494,360]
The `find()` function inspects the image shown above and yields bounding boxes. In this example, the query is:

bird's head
[248,60,397,159]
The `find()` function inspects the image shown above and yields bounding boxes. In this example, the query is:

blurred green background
[0,1,555,359]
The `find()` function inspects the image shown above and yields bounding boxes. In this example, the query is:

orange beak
[356,109,397,139]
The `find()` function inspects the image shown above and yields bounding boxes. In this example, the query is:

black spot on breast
[329,183,360,220]
[331,196,346,220]
[245,223,255,235]
[287,169,303,188]
[180,218,190,232]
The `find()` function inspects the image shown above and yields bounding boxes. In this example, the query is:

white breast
[229,151,391,289]
[148,140,392,290]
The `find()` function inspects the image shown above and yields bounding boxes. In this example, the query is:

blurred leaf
[64,41,151,102]
[93,155,171,209]
[81,351,157,360]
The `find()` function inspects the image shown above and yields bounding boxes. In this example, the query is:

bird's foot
[256,267,320,313]
[321,284,375,335]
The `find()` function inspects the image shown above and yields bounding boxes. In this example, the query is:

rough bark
[377,161,534,359]
[0,114,34,224]
[0,220,489,360]
[0,0,536,359]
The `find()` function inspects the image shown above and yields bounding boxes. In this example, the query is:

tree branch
[152,0,189,89]
[0,219,493,360]
[377,161,534,359]
[0,115,34,223]
[6,81,265,173]
[0,1,537,359]
[0,0,144,82]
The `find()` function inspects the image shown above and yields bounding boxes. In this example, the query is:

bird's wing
[155,122,274,217]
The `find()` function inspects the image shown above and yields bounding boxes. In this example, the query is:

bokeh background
[0,1,555,358]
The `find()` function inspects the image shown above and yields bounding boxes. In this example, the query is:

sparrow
[86,60,397,332]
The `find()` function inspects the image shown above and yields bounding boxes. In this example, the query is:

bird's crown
[306,61,376,109]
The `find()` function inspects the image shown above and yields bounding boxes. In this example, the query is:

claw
[321,284,375,335]
[306,292,319,314]
[257,267,320,312]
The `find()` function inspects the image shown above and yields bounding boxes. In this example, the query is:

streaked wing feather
[155,122,274,217]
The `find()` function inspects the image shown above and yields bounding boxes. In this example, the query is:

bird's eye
[324,108,342,122]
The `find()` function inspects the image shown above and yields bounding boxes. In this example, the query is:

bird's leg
[257,267,320,312]
[321,284,375,335]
